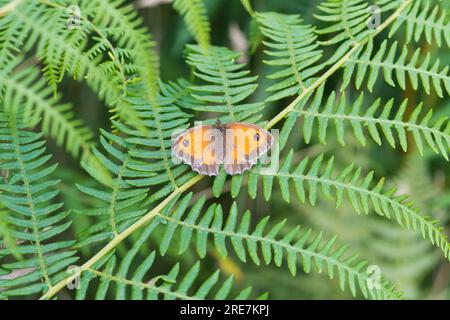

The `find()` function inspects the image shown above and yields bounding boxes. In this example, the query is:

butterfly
[172,120,273,176]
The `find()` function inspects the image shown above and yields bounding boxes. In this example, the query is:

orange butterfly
[172,120,273,176]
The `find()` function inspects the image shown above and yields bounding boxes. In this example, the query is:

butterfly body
[172,121,273,176]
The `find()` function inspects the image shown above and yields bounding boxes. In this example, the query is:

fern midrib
[39,1,414,300]
[151,105,179,188]
[156,212,398,298]
[40,174,203,300]
[212,51,236,121]
[397,7,448,33]
[108,158,130,236]
[9,114,53,290]
[265,0,413,130]
[275,15,306,90]
[340,0,359,46]
[292,108,450,141]
[0,0,22,17]
[86,268,195,300]
[348,57,449,81]
[266,171,449,257]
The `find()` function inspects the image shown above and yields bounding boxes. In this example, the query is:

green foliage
[173,0,211,51]
[0,0,449,300]
[186,45,264,123]
[256,12,324,101]
[75,223,258,300]
[146,194,401,299]
[284,84,450,160]
[343,39,450,97]
[0,111,77,297]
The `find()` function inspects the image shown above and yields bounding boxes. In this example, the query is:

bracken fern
[0,0,449,300]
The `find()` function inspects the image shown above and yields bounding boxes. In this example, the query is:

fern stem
[292,109,450,144]
[0,0,22,17]
[8,112,53,291]
[264,0,413,130]
[39,174,204,300]
[39,0,414,300]
[156,212,399,298]
[85,268,194,300]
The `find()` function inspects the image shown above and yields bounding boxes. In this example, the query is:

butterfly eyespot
[253,133,260,141]
[182,139,190,147]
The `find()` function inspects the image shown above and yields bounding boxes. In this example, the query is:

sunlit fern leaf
[75,225,260,299]
[315,0,373,62]
[256,12,324,102]
[379,0,450,48]
[144,194,402,299]
[173,0,211,51]
[0,111,78,297]
[0,59,107,178]
[342,38,450,97]
[74,130,150,248]
[119,81,196,204]
[217,151,450,260]
[284,84,450,160]
[186,45,264,124]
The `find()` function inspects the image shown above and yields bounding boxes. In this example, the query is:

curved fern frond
[186,45,264,123]
[315,0,372,48]
[381,0,450,47]
[0,59,102,172]
[74,130,149,247]
[119,81,195,203]
[173,0,211,51]
[76,81,194,240]
[285,84,450,160]
[256,12,324,101]
[144,194,401,299]
[75,223,258,300]
[0,111,78,297]
[218,152,450,259]
[342,38,450,97]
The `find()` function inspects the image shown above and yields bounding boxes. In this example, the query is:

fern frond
[213,151,450,260]
[75,224,258,299]
[0,59,102,172]
[173,0,211,51]
[75,81,194,245]
[342,38,450,97]
[315,0,372,48]
[284,84,450,160]
[69,0,161,131]
[256,12,324,101]
[0,111,77,297]
[380,0,450,47]
[119,81,195,203]
[144,194,402,299]
[186,45,264,123]
[74,130,149,247]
